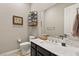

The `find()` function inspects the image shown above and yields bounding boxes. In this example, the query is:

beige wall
[0,3,30,53]
[44,3,74,37]
[30,3,74,36]
[31,3,56,12]
[29,3,56,36]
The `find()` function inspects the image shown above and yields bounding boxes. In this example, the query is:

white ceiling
[31,3,56,11]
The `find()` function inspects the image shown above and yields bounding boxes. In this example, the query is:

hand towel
[73,14,79,37]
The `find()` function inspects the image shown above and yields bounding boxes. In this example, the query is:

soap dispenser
[61,39,66,46]
[59,35,66,46]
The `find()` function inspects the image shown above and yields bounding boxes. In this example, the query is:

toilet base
[16,49,30,56]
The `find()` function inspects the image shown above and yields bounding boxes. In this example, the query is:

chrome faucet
[59,34,68,40]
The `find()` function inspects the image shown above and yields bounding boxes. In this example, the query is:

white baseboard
[0,49,20,56]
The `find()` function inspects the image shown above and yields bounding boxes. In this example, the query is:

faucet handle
[59,35,64,40]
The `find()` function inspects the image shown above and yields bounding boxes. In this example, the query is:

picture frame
[13,16,23,25]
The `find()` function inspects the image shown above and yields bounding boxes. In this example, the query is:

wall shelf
[28,11,38,26]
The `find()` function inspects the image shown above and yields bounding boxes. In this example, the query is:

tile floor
[0,49,30,56]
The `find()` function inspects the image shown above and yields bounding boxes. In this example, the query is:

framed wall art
[13,16,23,25]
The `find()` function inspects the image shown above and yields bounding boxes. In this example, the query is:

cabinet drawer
[31,42,37,49]
[37,45,50,56]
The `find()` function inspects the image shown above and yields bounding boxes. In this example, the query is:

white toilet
[19,36,36,55]
[20,42,31,55]
[17,39,31,55]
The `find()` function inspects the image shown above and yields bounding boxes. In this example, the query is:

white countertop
[30,38,79,56]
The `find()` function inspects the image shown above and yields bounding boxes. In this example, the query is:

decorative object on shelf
[28,11,38,26]
[13,16,23,25]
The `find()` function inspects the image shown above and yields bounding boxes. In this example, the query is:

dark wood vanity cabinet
[31,42,57,56]
[31,42,37,56]
[37,45,50,56]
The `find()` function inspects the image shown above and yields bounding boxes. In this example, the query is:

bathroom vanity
[30,38,79,56]
[31,42,57,56]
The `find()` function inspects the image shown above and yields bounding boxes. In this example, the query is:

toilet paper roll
[17,39,22,43]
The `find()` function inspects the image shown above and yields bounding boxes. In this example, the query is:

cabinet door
[31,47,37,56]
[37,52,43,56]
[37,45,50,56]
[31,42,37,56]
